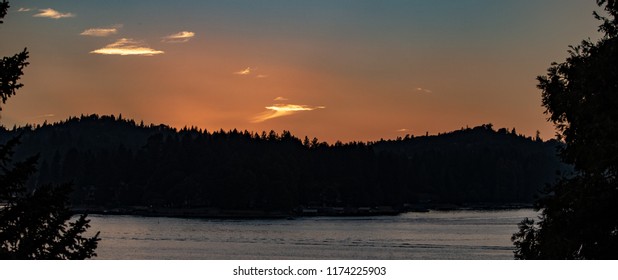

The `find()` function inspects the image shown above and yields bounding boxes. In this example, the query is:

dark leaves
[514,0,618,259]
[0,183,100,259]
[0,0,8,24]
[0,49,29,109]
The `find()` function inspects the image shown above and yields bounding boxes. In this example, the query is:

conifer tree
[0,0,99,259]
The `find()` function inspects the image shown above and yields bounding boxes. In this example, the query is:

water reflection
[88,209,536,260]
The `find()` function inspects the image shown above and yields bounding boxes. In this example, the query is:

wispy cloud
[397,128,410,132]
[33,8,75,19]
[234,67,252,75]
[91,38,164,56]
[18,8,32,12]
[274,97,288,101]
[416,87,433,93]
[234,67,269,78]
[81,25,122,37]
[162,31,195,43]
[28,113,55,120]
[252,104,325,123]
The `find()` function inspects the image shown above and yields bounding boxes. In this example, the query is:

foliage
[513,0,618,259]
[0,49,29,107]
[1,116,566,211]
[0,1,99,259]
[0,0,7,24]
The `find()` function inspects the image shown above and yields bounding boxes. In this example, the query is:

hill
[0,115,568,214]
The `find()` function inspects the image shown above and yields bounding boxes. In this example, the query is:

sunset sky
[0,0,604,143]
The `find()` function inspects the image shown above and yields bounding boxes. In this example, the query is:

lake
[87,209,537,260]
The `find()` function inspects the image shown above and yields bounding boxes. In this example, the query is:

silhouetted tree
[513,0,618,259]
[0,1,99,259]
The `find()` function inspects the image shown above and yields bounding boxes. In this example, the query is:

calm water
[87,209,537,260]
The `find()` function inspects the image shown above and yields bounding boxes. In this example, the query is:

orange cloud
[416,87,433,93]
[252,104,325,123]
[81,26,121,37]
[162,31,195,43]
[91,38,164,56]
[34,8,75,19]
[234,67,251,75]
[29,113,55,120]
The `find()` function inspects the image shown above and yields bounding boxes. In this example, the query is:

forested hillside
[0,115,568,212]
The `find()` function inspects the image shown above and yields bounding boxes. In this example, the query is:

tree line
[1,115,568,212]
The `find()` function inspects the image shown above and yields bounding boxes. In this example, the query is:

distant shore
[72,203,534,219]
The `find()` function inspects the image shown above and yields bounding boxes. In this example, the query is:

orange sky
[0,0,604,143]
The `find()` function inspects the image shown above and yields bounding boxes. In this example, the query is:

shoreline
[72,203,534,219]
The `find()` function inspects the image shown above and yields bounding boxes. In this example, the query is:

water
[87,209,537,260]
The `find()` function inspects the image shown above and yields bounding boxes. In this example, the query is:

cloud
[33,8,75,19]
[274,97,288,101]
[397,128,410,132]
[162,31,195,43]
[29,114,55,119]
[416,87,433,93]
[91,38,164,56]
[234,67,252,75]
[81,26,122,37]
[233,67,268,77]
[252,104,325,123]
[18,8,32,12]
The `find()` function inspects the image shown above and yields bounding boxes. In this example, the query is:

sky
[0,0,605,143]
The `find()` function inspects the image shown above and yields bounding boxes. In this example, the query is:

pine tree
[0,0,99,259]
